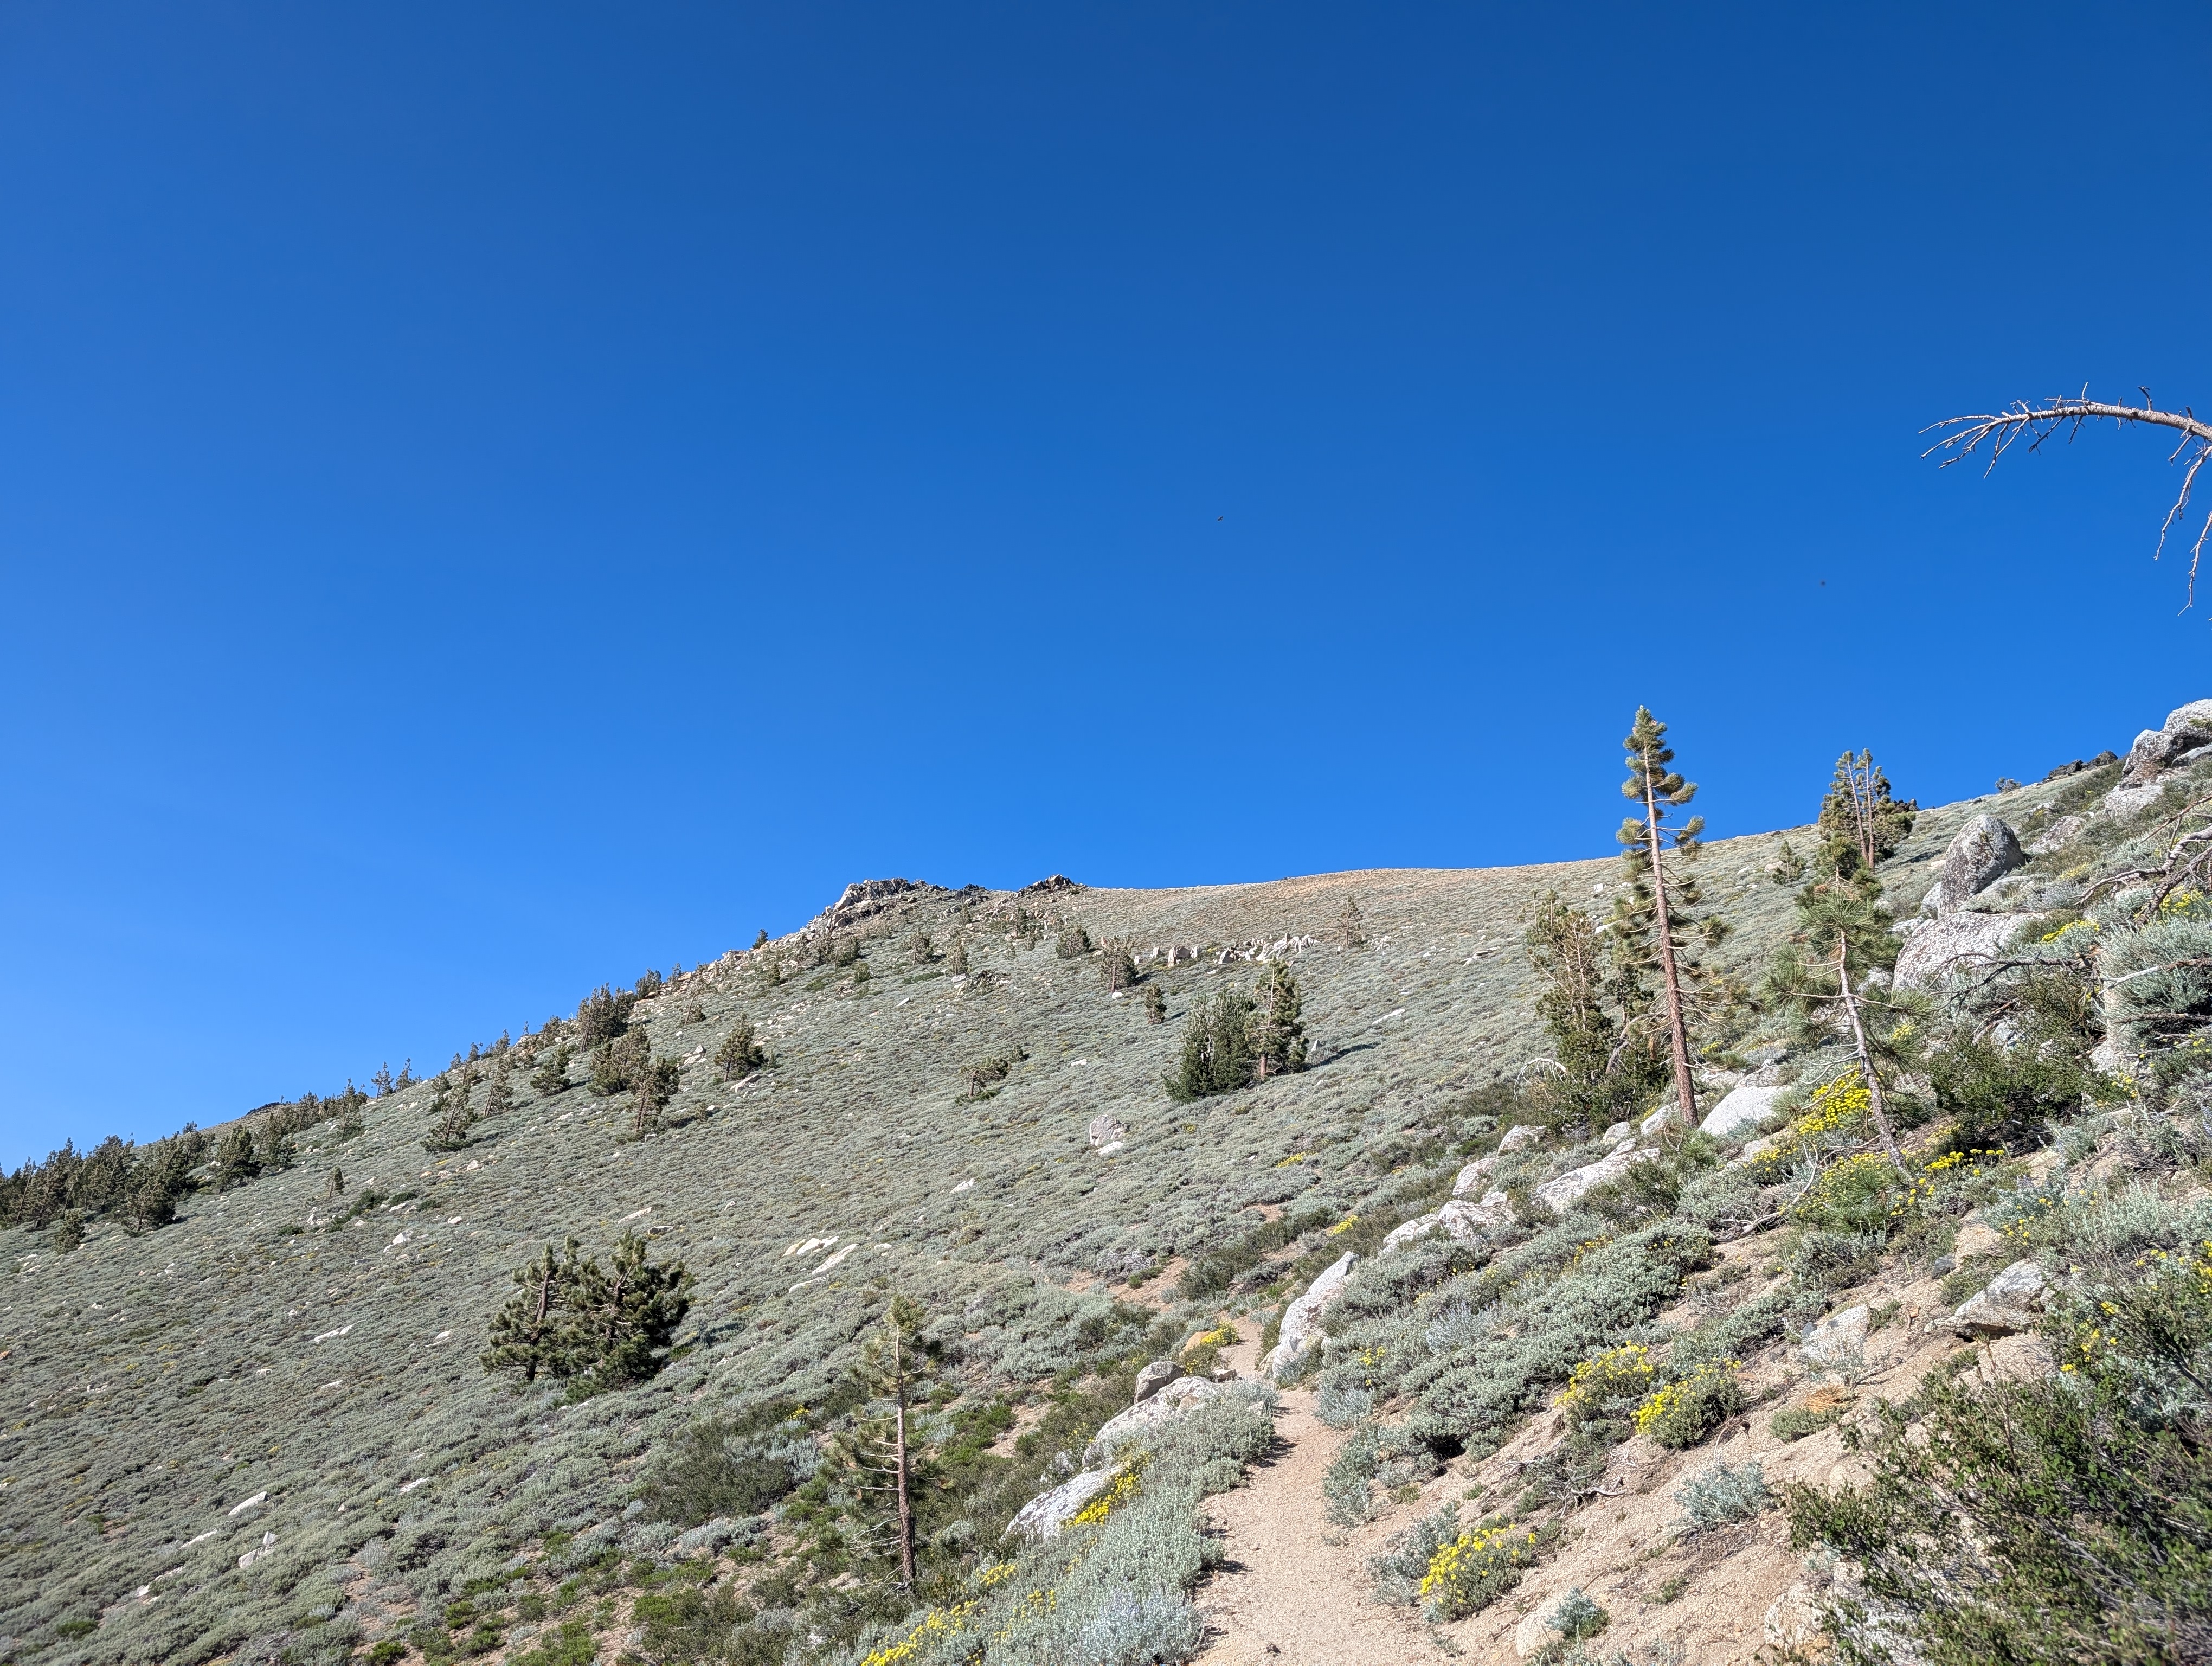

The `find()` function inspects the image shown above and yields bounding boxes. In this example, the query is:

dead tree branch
[1924,390,2212,606]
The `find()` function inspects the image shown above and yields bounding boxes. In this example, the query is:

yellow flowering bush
[860,1600,979,1665]
[1419,1521,1541,1619]
[1558,1342,1656,1431]
[1795,1071,1871,1138]
[1326,1214,1361,1236]
[859,1562,1026,1663]
[1891,1147,2005,1217]
[1633,1361,1743,1449]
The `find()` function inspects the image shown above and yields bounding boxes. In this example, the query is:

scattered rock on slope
[1133,1359,1182,1403]
[1083,1375,1231,1465]
[1951,1259,2047,1337]
[1263,1251,1356,1381]
[1925,815,2025,917]
[1004,1466,1118,1542]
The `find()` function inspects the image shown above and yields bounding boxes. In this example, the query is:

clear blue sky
[4,4,2208,1163]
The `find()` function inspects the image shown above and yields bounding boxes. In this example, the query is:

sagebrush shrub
[1676,1459,1773,1530]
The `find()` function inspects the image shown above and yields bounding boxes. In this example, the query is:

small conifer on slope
[713,1017,766,1081]
[828,1295,940,1590]
[1766,748,1919,1170]
[1166,967,1307,1099]
[1523,889,1665,1132]
[481,1230,691,1394]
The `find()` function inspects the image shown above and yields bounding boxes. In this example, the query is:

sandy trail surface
[1193,1327,1445,1666]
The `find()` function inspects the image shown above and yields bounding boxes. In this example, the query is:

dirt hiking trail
[1193,1325,1447,1666]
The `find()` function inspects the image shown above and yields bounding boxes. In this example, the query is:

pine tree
[1340,893,1368,949]
[258,1118,297,1174]
[752,928,769,950]
[1764,876,1912,1171]
[372,1062,395,1097]
[1167,990,1258,1100]
[1143,983,1167,1026]
[713,1018,766,1082]
[944,938,969,976]
[1248,963,1308,1079]
[1816,750,1918,877]
[53,1209,85,1253]
[423,1079,477,1152]
[565,1230,692,1390]
[1766,757,1921,1171]
[481,1239,584,1383]
[1101,939,1138,992]
[483,1057,515,1122]
[830,1296,938,1588]
[631,1055,681,1139]
[1613,707,1711,1128]
[214,1126,261,1190]
[1523,889,1664,1132]
[531,1043,574,1097]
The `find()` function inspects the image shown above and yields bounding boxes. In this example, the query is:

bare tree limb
[1924,390,2212,607]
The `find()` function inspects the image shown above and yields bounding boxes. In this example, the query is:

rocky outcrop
[817,877,940,933]
[2025,813,2092,856]
[1926,816,2025,917]
[1894,912,2039,990]
[1088,1113,1129,1150]
[1132,1359,1182,1404]
[1700,1082,1785,1141]
[1018,874,1083,895]
[2120,699,2212,788]
[1951,1258,2047,1337]
[1499,1124,1544,1154]
[1084,1375,1229,1465]
[1451,1154,1500,1197]
[1261,1251,1356,1381]
[1382,1191,1515,1251]
[1531,1143,1651,1214]
[1004,1466,1117,1542]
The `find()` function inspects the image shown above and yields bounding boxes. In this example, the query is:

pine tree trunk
[1834,934,1907,1172]
[892,1334,916,1588]
[1643,769,1699,1127]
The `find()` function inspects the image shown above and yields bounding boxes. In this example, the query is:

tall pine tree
[1249,963,1308,1079]
[1816,750,1918,877]
[1766,749,1920,1170]
[830,1295,939,1588]
[1613,708,1711,1127]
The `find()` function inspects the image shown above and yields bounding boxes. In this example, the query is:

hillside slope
[0,759,2145,1666]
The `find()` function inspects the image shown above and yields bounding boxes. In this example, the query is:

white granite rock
[1799,1304,1868,1366]
[1261,1251,1358,1381]
[1701,1082,1785,1140]
[1952,1258,2047,1337]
